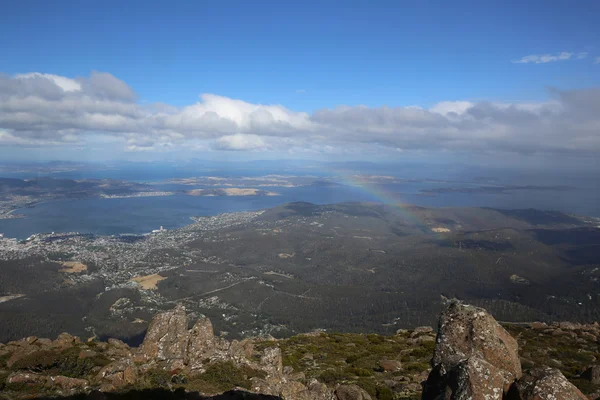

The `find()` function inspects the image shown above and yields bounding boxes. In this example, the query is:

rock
[281,380,311,400]
[582,365,600,384]
[5,345,38,368]
[36,338,53,347]
[54,332,80,348]
[260,347,283,376]
[229,338,255,359]
[7,372,46,385]
[411,326,434,337]
[451,357,507,400]
[395,329,409,335]
[48,375,90,393]
[107,338,129,349]
[379,359,402,372]
[432,301,521,378]
[306,379,335,400]
[581,332,598,341]
[141,304,189,361]
[529,322,548,330]
[25,336,38,344]
[250,376,282,396]
[283,366,294,375]
[560,322,579,330]
[423,301,521,400]
[79,349,98,359]
[95,359,138,391]
[507,367,587,400]
[334,384,372,400]
[186,316,216,367]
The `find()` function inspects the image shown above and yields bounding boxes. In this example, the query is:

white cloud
[1,71,600,156]
[595,57,600,64]
[296,89,306,93]
[15,73,82,92]
[512,52,574,64]
[577,52,589,59]
[213,134,268,151]
[429,101,474,116]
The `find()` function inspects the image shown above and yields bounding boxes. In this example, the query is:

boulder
[186,316,216,367]
[94,359,138,391]
[334,384,372,400]
[411,326,434,337]
[53,332,81,349]
[229,338,255,359]
[281,380,312,400]
[529,322,548,330]
[7,372,47,385]
[48,375,90,394]
[141,304,189,361]
[423,301,522,400]
[260,347,283,376]
[432,302,521,379]
[582,365,600,385]
[450,357,507,400]
[507,367,587,400]
[379,359,402,372]
[306,379,335,400]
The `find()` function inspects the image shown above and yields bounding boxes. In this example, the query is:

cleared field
[59,261,88,273]
[131,274,166,290]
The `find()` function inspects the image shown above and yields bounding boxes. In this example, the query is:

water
[0,185,380,239]
[1,181,598,240]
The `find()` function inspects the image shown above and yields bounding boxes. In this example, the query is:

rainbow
[330,169,425,227]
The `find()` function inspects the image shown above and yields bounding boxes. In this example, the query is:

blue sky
[2,0,599,110]
[0,0,599,162]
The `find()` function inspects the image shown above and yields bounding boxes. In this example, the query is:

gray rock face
[186,316,216,367]
[261,347,283,376]
[334,384,372,400]
[451,357,506,400]
[506,367,588,400]
[140,304,189,361]
[423,301,521,400]
[432,302,521,380]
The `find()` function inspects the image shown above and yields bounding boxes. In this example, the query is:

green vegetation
[258,331,433,399]
[10,346,111,378]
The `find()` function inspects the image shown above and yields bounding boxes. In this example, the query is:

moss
[10,347,110,378]
[196,361,264,391]
[403,361,430,373]
[0,353,11,367]
[345,366,373,377]
[145,368,172,387]
[356,378,377,397]
[319,369,350,383]
[376,385,394,400]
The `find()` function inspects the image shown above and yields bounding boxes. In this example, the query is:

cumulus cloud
[512,52,574,64]
[0,71,600,157]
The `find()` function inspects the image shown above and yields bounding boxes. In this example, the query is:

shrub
[377,386,394,400]
[11,348,110,378]
[319,369,349,383]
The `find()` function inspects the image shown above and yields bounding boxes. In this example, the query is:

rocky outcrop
[94,358,138,392]
[506,367,588,400]
[140,304,190,362]
[0,302,597,400]
[334,384,373,400]
[424,300,593,400]
[423,301,521,399]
